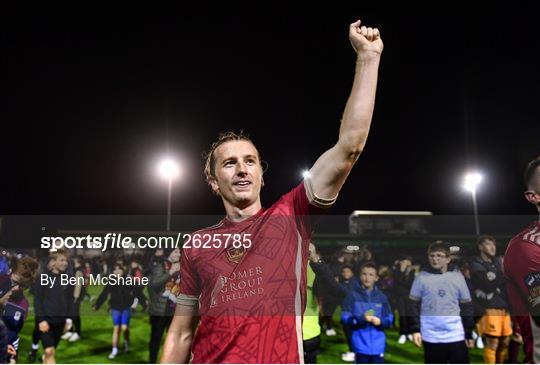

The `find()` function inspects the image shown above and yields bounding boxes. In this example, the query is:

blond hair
[203,131,263,185]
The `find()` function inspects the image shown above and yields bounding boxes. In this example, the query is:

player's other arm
[160,304,199,364]
[308,20,383,201]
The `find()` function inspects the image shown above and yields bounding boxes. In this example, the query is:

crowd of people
[0,232,529,364]
[0,247,184,364]
[306,235,529,364]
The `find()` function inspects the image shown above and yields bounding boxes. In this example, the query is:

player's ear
[524,190,539,205]
[209,177,220,196]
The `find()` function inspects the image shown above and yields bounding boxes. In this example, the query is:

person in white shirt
[409,242,475,363]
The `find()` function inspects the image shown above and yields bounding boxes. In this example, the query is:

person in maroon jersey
[160,20,383,364]
[504,155,540,363]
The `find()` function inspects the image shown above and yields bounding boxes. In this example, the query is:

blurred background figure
[393,255,415,344]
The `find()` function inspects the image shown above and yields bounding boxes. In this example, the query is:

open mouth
[233,181,251,187]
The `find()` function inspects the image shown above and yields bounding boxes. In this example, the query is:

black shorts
[41,322,64,349]
[423,340,470,364]
[303,336,321,364]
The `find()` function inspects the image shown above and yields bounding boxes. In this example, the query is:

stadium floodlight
[302,170,311,179]
[462,171,483,236]
[158,159,180,180]
[463,172,482,193]
[157,158,181,231]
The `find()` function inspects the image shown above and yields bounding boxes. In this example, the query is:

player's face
[168,248,181,263]
[10,273,23,293]
[53,255,69,272]
[428,251,450,271]
[341,267,354,280]
[113,265,124,276]
[479,239,496,258]
[525,168,540,210]
[360,267,378,288]
[211,141,263,208]
[400,259,411,268]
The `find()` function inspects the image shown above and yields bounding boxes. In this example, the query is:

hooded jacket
[341,285,393,355]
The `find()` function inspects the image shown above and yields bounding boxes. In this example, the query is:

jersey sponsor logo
[438,289,446,298]
[525,272,540,287]
[475,288,494,300]
[210,266,265,307]
[226,246,245,263]
[524,272,540,307]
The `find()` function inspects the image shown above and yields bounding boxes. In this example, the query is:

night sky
[2,8,539,216]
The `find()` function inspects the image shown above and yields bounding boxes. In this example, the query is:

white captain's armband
[304,176,337,209]
[176,293,199,307]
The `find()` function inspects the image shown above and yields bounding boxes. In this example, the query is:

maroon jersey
[504,220,540,363]
[179,182,319,363]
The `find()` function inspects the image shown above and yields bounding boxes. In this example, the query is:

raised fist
[349,20,383,59]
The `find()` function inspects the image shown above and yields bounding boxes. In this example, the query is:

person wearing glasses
[409,242,475,363]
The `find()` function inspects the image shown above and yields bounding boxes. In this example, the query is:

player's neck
[223,198,262,222]
[429,265,448,274]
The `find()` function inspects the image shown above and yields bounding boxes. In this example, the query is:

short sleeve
[290,181,329,240]
[409,276,423,300]
[177,247,201,306]
[291,181,317,216]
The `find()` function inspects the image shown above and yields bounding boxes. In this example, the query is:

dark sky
[2,8,539,216]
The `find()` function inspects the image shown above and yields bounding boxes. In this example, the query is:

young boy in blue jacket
[341,262,393,364]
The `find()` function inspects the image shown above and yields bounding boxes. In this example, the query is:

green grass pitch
[15,285,517,363]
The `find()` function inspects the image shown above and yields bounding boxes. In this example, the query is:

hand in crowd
[364,315,381,326]
[39,320,50,333]
[6,345,16,357]
[308,243,320,262]
[412,332,422,347]
[399,259,411,272]
[0,289,12,307]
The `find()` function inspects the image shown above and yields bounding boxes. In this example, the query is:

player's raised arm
[307,20,383,203]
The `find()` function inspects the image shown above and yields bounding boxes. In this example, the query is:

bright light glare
[302,170,311,179]
[158,159,180,180]
[463,172,482,193]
